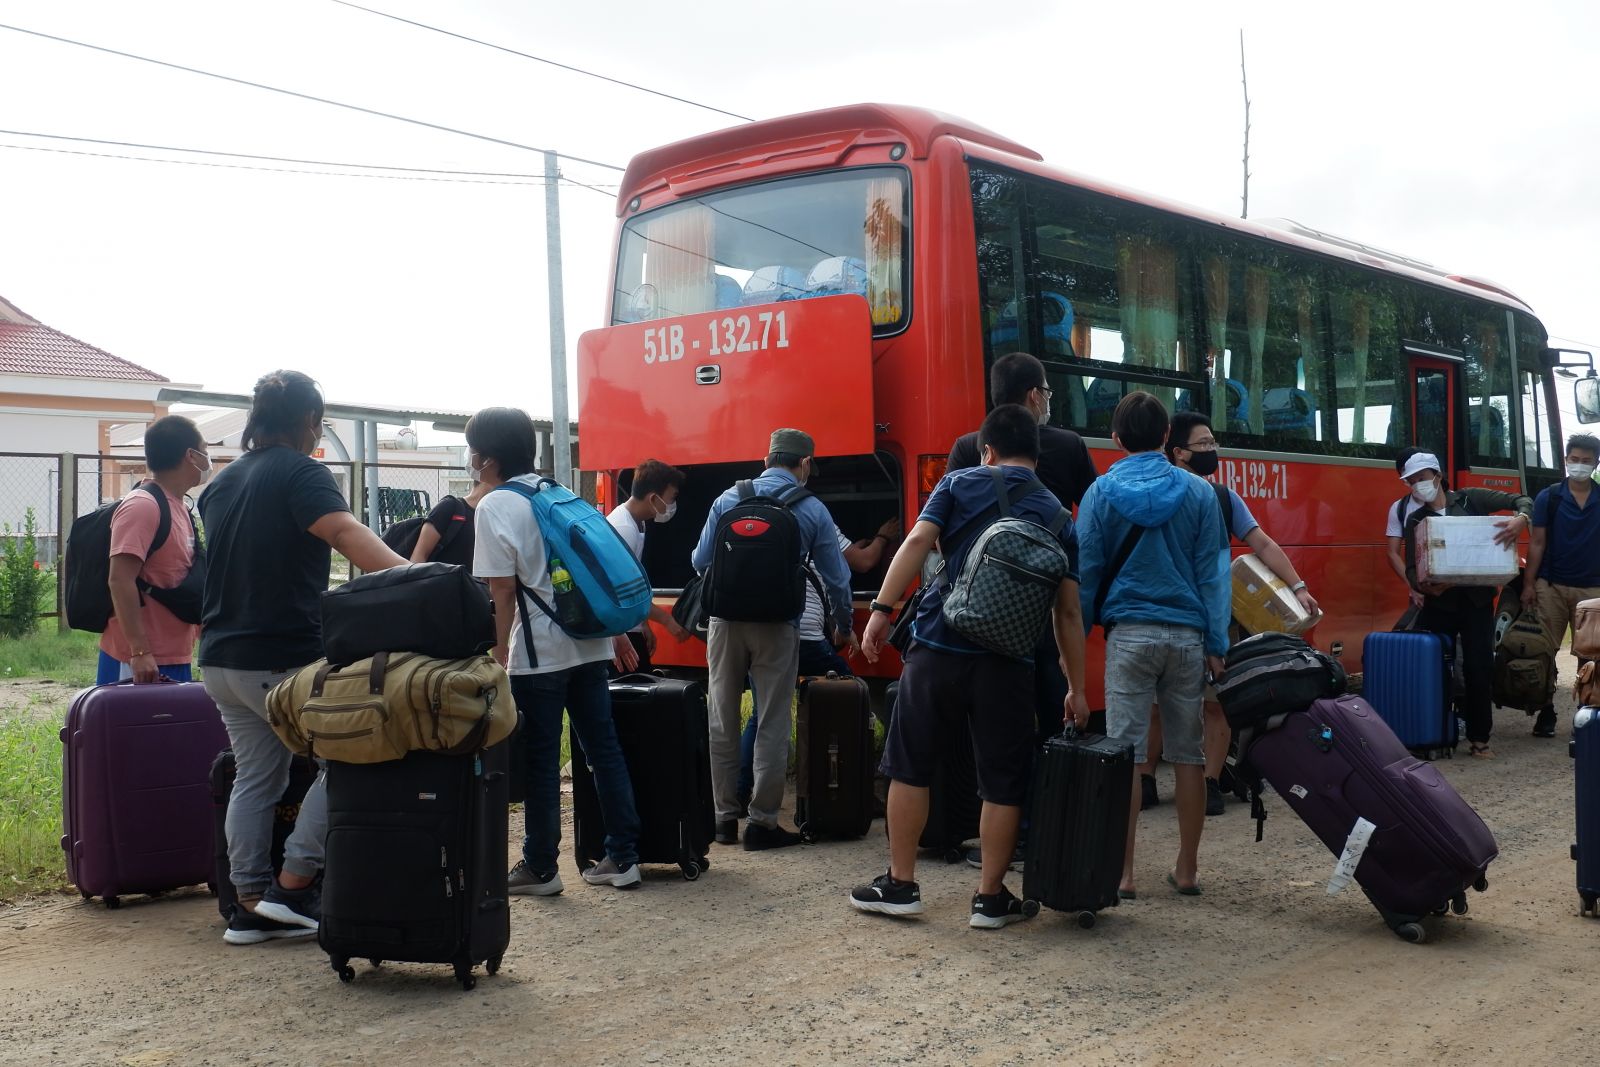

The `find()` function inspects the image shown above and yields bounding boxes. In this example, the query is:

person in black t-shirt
[409,475,491,568]
[199,370,408,947]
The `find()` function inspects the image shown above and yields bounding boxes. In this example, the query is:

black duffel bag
[321,562,494,664]
[1214,631,1346,731]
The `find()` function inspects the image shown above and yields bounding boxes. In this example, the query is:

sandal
[1166,872,1202,896]
[1469,744,1495,759]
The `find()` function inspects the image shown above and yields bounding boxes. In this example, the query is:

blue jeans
[96,650,192,685]
[511,663,639,873]
[737,639,852,800]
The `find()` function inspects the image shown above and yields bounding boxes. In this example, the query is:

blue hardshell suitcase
[1362,631,1456,759]
[1572,705,1600,917]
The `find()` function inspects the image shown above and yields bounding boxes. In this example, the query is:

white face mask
[468,456,488,483]
[1568,462,1596,481]
[653,497,677,524]
[1412,479,1440,504]
[188,449,212,482]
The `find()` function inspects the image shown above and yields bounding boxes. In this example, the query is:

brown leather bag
[1575,598,1600,661]
[1578,661,1600,709]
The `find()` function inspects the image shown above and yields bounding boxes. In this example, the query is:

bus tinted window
[1517,311,1560,476]
[1328,281,1405,447]
[1463,311,1514,467]
[613,168,907,330]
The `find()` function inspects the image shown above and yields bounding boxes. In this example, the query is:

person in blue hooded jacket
[1077,391,1230,899]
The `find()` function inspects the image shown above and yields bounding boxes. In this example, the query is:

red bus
[577,102,1592,702]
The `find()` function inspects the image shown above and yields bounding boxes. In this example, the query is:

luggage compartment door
[577,294,876,470]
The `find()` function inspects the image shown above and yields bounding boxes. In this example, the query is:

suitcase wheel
[486,955,502,976]
[1075,910,1097,930]
[697,856,710,873]
[680,861,701,882]
[1450,893,1469,917]
[1581,894,1598,918]
[1020,899,1041,919]
[942,847,965,865]
[336,965,355,984]
[1472,875,1488,893]
[103,895,121,910]
[1393,922,1427,945]
[368,959,383,969]
[454,964,476,991]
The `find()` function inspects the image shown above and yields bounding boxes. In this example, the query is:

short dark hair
[630,459,685,500]
[990,352,1047,407]
[241,370,324,451]
[766,452,805,470]
[144,415,203,472]
[1566,433,1600,462]
[465,407,537,479]
[1112,391,1169,453]
[1166,411,1212,460]
[978,403,1040,462]
[1395,445,1422,476]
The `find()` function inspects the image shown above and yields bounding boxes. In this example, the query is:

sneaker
[969,885,1030,929]
[581,856,642,889]
[507,860,564,896]
[1533,707,1558,738]
[1205,777,1226,817]
[222,905,318,945]
[849,871,924,917]
[714,819,739,845]
[742,822,803,851]
[1140,773,1160,810]
[964,846,1024,873]
[252,880,320,930]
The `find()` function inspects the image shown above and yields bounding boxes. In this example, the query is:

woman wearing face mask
[199,370,410,946]
[604,457,692,672]
[1141,411,1318,816]
[1398,452,1533,758]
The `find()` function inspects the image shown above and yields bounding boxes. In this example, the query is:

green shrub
[0,509,48,639]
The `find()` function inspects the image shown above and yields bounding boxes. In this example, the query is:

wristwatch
[1288,581,1308,593]
[869,599,897,615]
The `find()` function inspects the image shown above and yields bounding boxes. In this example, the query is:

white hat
[1400,452,1442,481]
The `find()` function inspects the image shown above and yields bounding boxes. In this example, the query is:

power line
[329,0,753,123]
[0,20,627,172]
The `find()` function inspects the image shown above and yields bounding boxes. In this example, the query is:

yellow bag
[266,652,514,763]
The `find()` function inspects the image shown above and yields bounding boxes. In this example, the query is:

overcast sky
[2,0,1595,432]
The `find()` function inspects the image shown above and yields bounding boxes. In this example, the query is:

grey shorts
[1104,622,1206,765]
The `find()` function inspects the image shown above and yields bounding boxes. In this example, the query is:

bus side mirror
[1577,376,1600,425]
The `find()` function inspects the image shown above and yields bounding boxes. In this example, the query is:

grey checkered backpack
[941,467,1072,660]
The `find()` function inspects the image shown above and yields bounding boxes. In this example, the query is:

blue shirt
[911,464,1079,657]
[1534,480,1600,587]
[1222,487,1260,543]
[690,467,854,633]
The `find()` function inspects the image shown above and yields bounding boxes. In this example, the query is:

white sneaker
[581,856,642,889]
[507,860,564,897]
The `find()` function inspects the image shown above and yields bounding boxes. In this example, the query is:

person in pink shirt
[98,415,209,685]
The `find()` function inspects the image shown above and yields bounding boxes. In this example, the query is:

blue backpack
[492,480,651,646]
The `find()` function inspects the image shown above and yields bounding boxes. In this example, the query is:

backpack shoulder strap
[1393,494,1408,532]
[431,495,468,558]
[736,479,756,501]
[140,482,173,558]
[774,483,812,508]
[988,466,1011,518]
[1046,507,1069,536]
[493,481,539,502]
[1211,481,1231,543]
[1093,522,1145,626]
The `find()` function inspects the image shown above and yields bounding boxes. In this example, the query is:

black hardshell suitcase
[209,749,318,920]
[571,673,713,880]
[319,740,511,990]
[1021,730,1133,928]
[794,673,875,840]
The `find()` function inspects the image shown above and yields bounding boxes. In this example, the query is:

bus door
[1406,347,1462,482]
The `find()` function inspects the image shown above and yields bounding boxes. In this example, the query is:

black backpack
[64,483,206,632]
[705,480,812,623]
[381,496,469,563]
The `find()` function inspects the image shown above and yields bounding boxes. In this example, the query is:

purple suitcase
[1243,694,1497,943]
[61,680,230,907]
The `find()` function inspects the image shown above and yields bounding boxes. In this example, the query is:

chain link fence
[366,462,470,535]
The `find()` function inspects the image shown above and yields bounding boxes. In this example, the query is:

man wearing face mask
[1520,434,1600,737]
[98,414,210,685]
[606,458,691,673]
[1399,452,1532,758]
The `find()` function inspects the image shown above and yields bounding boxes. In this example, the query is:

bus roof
[618,103,1535,317]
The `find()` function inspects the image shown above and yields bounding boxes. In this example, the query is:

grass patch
[0,626,100,688]
[0,705,66,896]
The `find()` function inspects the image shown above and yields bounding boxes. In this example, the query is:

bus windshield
[612,167,907,330]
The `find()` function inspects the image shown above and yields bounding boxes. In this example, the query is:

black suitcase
[911,678,981,861]
[320,562,493,664]
[320,742,511,990]
[209,749,318,920]
[571,673,713,881]
[794,673,875,840]
[1021,730,1133,928]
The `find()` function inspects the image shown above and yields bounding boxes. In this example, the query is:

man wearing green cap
[691,428,857,850]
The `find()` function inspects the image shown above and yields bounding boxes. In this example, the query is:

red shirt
[99,486,200,665]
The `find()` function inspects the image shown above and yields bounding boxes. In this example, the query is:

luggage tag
[1326,817,1377,895]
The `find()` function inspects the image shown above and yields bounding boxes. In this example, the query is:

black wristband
[869,599,896,615]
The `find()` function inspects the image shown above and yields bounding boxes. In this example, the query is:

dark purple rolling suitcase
[1242,694,1497,943]
[61,680,230,907]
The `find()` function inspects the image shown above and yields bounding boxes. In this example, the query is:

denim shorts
[1103,622,1206,765]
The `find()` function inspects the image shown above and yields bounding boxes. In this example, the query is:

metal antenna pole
[544,150,572,488]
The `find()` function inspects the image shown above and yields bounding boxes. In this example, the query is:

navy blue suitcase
[1572,705,1600,917]
[1362,631,1457,759]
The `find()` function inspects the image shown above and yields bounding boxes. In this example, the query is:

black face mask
[1185,450,1220,478]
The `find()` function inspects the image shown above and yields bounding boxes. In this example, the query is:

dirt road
[2,664,1594,1066]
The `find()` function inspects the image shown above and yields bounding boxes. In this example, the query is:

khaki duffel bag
[1575,599,1600,661]
[266,651,514,763]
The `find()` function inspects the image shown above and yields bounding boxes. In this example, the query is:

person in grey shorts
[1077,392,1230,898]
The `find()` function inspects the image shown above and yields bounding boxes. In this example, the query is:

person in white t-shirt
[470,407,642,895]
[1385,447,1428,607]
[605,458,690,673]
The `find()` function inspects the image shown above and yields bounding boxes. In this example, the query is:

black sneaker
[1205,777,1226,817]
[849,871,924,917]
[1533,706,1558,738]
[253,880,320,930]
[742,822,803,851]
[969,885,1029,929]
[222,905,317,946]
[1140,773,1160,810]
[714,819,739,845]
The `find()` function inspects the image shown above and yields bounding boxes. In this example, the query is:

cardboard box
[1231,553,1320,635]
[1414,515,1519,586]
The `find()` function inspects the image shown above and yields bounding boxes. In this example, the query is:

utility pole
[1240,28,1252,220]
[544,150,573,489]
